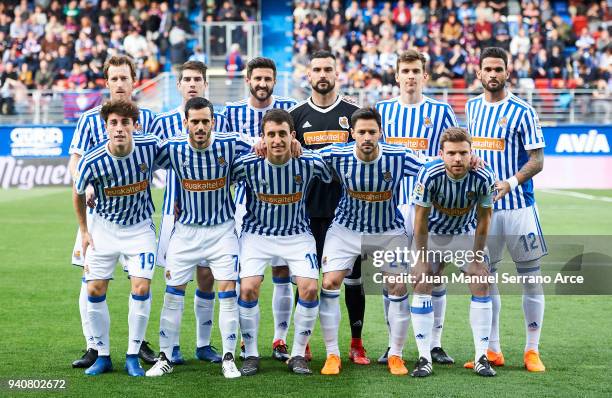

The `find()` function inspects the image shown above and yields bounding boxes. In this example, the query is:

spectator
[446,43,466,77]
[514,52,531,79]
[189,45,207,64]
[492,11,510,50]
[532,48,549,79]
[430,61,453,87]
[0,62,19,114]
[548,45,567,79]
[54,45,73,78]
[35,59,55,90]
[67,63,87,89]
[474,14,493,48]
[225,43,244,75]
[442,12,462,44]
[392,0,411,32]
[510,27,531,55]
[123,28,148,61]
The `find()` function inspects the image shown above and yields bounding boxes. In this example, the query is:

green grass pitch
[1,188,611,397]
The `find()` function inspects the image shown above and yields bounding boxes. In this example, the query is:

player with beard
[224,58,297,361]
[289,50,369,365]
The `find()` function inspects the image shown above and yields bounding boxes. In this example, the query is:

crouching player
[73,100,159,376]
[232,109,330,376]
[411,127,497,377]
[317,108,425,376]
[145,97,251,379]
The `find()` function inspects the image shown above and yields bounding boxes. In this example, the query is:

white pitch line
[540,189,612,203]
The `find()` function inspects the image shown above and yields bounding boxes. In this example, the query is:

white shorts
[83,215,157,281]
[322,222,410,274]
[426,229,490,272]
[72,211,94,266]
[165,221,239,286]
[398,204,415,236]
[239,232,320,280]
[488,205,547,265]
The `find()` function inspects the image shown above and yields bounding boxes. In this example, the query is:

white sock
[431,285,447,349]
[272,277,293,343]
[388,294,410,358]
[518,263,545,352]
[488,270,502,352]
[87,294,110,356]
[194,289,215,348]
[238,298,260,358]
[411,294,433,361]
[128,292,151,355]
[218,290,239,357]
[470,296,493,362]
[79,277,95,349]
[383,288,392,348]
[319,288,341,357]
[159,287,185,358]
[291,298,319,357]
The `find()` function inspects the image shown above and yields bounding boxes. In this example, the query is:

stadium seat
[452,79,467,89]
[553,1,568,15]
[551,79,565,89]
[566,79,578,89]
[534,79,550,89]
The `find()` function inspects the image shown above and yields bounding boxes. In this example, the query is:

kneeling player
[145,97,251,379]
[233,109,330,375]
[73,100,159,376]
[411,127,497,377]
[317,108,425,376]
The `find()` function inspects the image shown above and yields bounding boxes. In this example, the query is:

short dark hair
[480,47,508,69]
[261,109,295,135]
[184,97,214,120]
[440,127,472,150]
[246,57,276,79]
[310,50,336,62]
[100,99,139,124]
[178,60,208,82]
[351,107,381,131]
[397,49,427,72]
[103,55,137,81]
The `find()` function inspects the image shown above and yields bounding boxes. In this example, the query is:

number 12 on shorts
[519,232,539,252]
[139,253,155,270]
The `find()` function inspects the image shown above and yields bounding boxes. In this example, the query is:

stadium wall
[0,125,610,189]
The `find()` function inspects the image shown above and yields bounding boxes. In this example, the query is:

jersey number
[305,253,318,270]
[139,253,155,270]
[519,233,539,252]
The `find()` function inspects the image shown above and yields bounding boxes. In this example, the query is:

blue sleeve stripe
[272,276,291,284]
[131,292,150,301]
[88,294,106,303]
[165,286,186,296]
[195,289,215,300]
[237,297,258,308]
[218,290,237,299]
[471,295,492,303]
[298,298,320,308]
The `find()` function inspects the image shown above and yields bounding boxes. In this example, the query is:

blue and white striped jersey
[319,142,425,233]
[155,132,251,226]
[376,96,458,205]
[150,105,228,215]
[412,159,496,234]
[465,92,545,210]
[224,96,298,205]
[231,151,331,236]
[74,135,159,225]
[69,104,155,155]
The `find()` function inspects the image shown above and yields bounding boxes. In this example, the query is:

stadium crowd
[292,0,611,96]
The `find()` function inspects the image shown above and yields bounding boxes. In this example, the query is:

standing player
[68,55,156,368]
[232,109,330,376]
[411,127,497,377]
[289,50,369,364]
[317,108,424,376]
[145,97,249,379]
[224,57,297,361]
[150,60,227,364]
[464,47,547,372]
[73,100,159,376]
[375,49,458,365]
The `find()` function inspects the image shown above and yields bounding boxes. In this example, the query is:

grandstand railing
[198,22,261,69]
[3,72,610,126]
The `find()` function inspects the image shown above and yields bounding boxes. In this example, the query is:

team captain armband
[257,192,302,205]
[303,130,349,145]
[347,189,392,202]
[471,137,506,151]
[385,137,429,151]
[181,177,226,192]
[104,180,148,197]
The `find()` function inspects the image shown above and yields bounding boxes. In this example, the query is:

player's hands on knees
[470,155,485,170]
[85,185,96,208]
[253,140,266,157]
[290,138,303,157]
[410,261,431,288]
[466,261,490,278]
[493,180,511,202]
[81,231,94,258]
